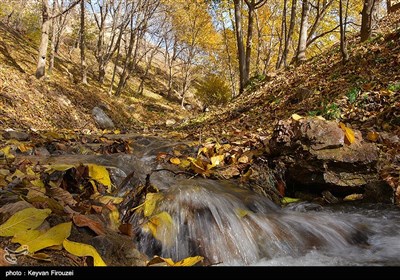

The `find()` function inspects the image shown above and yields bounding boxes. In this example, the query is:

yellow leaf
[343,194,363,201]
[11,229,41,244]
[108,205,120,230]
[6,169,25,182]
[17,222,72,253]
[18,143,32,153]
[170,157,181,165]
[367,131,379,142]
[113,129,121,134]
[291,114,304,121]
[63,239,106,266]
[210,155,224,168]
[282,197,300,204]
[144,212,175,245]
[172,256,204,266]
[0,208,51,237]
[87,164,111,192]
[93,195,123,205]
[30,179,45,189]
[339,123,355,144]
[235,208,249,218]
[45,164,75,172]
[1,146,15,159]
[144,193,162,217]
[238,155,249,164]
[179,159,191,169]
[147,255,204,267]
[28,252,51,262]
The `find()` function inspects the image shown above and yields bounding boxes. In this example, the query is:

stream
[19,135,400,266]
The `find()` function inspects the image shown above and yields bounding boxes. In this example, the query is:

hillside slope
[0,22,189,132]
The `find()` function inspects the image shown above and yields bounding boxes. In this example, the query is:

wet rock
[269,117,391,202]
[92,107,115,130]
[88,232,147,266]
[3,130,30,141]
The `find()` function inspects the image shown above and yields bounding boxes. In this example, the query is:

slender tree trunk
[245,5,255,83]
[80,0,87,84]
[35,0,50,79]
[282,0,297,68]
[295,0,309,64]
[234,0,246,94]
[220,8,237,98]
[339,0,349,63]
[361,0,376,42]
[48,1,57,75]
[276,0,287,69]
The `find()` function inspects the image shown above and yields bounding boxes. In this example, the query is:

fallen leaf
[235,208,250,218]
[339,123,355,144]
[63,239,106,266]
[170,157,181,165]
[147,255,204,267]
[11,229,41,244]
[1,146,15,159]
[367,131,379,142]
[210,155,225,168]
[0,208,51,237]
[118,223,132,237]
[87,164,112,192]
[144,212,175,245]
[17,222,72,253]
[45,164,75,173]
[144,193,162,217]
[28,252,51,262]
[282,197,300,204]
[291,114,304,121]
[343,194,363,201]
[72,214,105,236]
[94,195,123,205]
[48,187,77,206]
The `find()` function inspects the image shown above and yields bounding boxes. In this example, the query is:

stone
[269,117,390,202]
[3,130,30,141]
[92,107,115,130]
[165,119,176,127]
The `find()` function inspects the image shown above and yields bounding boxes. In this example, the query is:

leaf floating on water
[0,208,51,237]
[63,239,106,266]
[291,114,304,121]
[87,164,112,192]
[17,222,72,253]
[282,197,300,204]
[339,122,356,144]
[343,194,363,201]
[147,255,204,267]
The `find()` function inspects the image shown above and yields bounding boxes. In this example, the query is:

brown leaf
[118,223,133,237]
[72,214,106,236]
[48,187,77,207]
[367,131,379,142]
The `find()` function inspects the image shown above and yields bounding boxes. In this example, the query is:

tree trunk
[283,0,297,68]
[245,5,254,83]
[35,0,50,79]
[80,0,87,84]
[276,0,287,69]
[233,0,246,94]
[295,0,309,64]
[48,1,57,75]
[361,0,376,42]
[339,0,349,63]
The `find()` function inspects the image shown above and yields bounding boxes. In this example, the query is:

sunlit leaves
[339,122,356,144]
[63,239,106,267]
[16,222,72,253]
[0,208,51,237]
[87,164,112,192]
[147,255,204,267]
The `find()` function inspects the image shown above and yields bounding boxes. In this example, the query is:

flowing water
[133,178,400,266]
[19,135,400,266]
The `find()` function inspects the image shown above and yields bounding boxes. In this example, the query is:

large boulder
[92,107,115,130]
[269,117,392,202]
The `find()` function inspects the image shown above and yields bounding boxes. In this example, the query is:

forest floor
[0,10,399,267]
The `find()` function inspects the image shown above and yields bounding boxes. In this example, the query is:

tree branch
[50,0,81,20]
